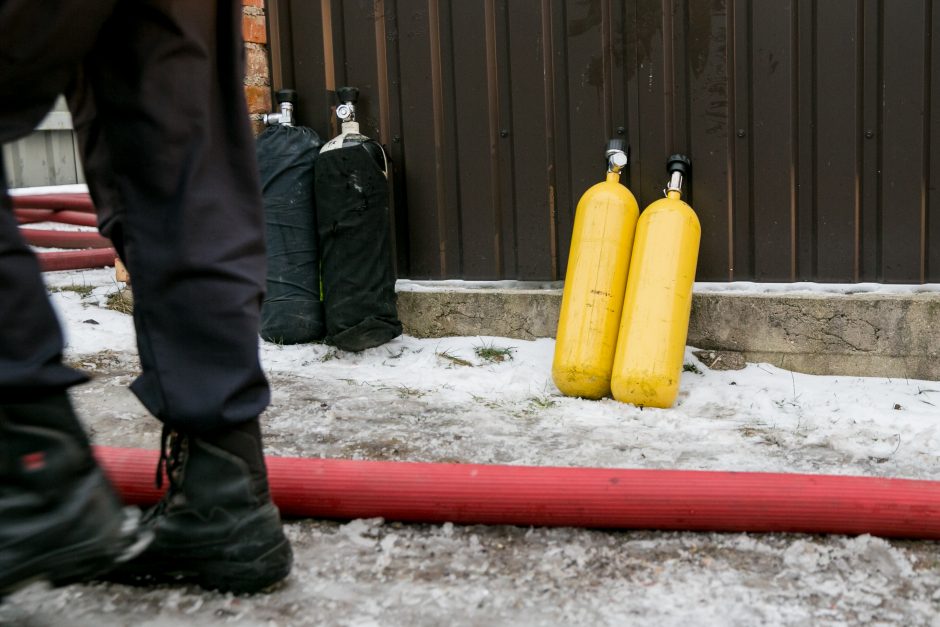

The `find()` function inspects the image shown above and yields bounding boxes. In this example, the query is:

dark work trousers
[0,0,270,432]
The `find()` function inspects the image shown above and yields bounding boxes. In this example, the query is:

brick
[245,44,269,85]
[243,0,264,7]
[242,13,267,45]
[244,84,272,115]
[249,117,266,136]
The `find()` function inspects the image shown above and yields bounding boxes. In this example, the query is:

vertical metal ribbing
[321,0,335,91]
[921,0,932,283]
[854,0,864,281]
[427,0,448,276]
[484,0,502,274]
[789,0,799,281]
[541,0,559,280]
[726,0,736,280]
[374,0,391,146]
[662,0,675,153]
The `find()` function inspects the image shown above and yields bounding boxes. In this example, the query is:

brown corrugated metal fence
[269,0,939,283]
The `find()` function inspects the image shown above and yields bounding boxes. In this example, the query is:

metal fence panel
[272,0,938,283]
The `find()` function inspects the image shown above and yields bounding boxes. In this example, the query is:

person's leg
[69,0,290,593]
[71,0,270,432]
[0,1,148,596]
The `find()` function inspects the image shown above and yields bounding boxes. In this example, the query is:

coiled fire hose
[12,193,116,270]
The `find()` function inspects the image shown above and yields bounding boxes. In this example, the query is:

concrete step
[396,283,940,381]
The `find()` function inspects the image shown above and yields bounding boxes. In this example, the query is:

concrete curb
[396,288,940,381]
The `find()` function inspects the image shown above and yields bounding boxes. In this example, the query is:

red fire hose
[94,447,940,540]
[21,228,111,249]
[37,248,116,271]
[15,208,55,224]
[15,208,98,227]
[12,193,96,213]
[13,192,113,270]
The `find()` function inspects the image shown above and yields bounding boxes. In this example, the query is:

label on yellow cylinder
[553,174,639,399]
[611,194,700,408]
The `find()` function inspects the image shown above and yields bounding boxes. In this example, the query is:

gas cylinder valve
[665,154,691,194]
[605,138,629,174]
[263,89,297,127]
[321,86,383,172]
[334,86,359,125]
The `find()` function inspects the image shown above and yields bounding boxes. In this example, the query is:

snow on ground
[397,279,940,295]
[8,183,90,196]
[2,267,939,626]
[43,268,940,480]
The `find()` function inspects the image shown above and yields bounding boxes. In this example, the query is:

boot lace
[147,424,188,520]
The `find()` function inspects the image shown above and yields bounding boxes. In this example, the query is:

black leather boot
[0,393,149,599]
[112,419,292,593]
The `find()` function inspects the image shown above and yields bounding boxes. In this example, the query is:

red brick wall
[242,0,270,135]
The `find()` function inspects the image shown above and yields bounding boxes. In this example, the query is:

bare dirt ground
[2,360,939,627]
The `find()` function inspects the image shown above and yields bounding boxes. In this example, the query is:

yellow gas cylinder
[611,155,700,408]
[552,140,640,399]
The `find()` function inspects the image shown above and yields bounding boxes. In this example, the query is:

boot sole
[110,536,292,595]
[107,506,293,594]
[195,536,292,594]
[0,508,151,598]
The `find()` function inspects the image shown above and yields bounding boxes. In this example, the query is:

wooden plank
[47,131,79,184]
[6,135,53,188]
[2,143,18,187]
[34,112,73,131]
[71,135,86,184]
[1,97,80,188]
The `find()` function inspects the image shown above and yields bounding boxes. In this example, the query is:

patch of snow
[695,281,940,295]
[397,279,562,292]
[397,279,940,295]
[9,183,89,196]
